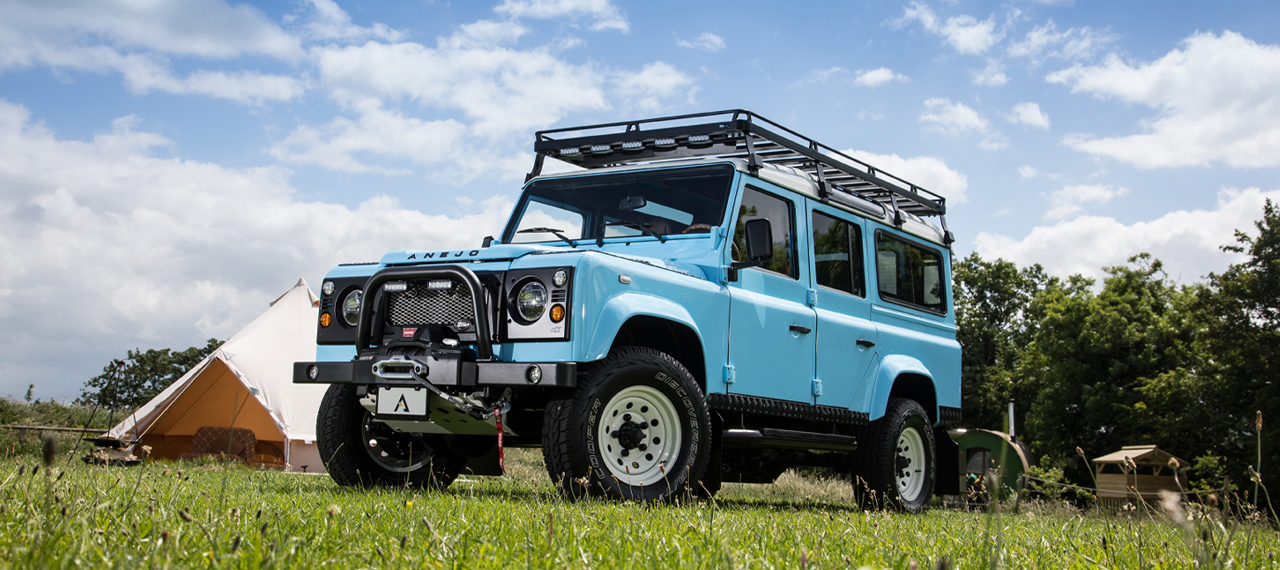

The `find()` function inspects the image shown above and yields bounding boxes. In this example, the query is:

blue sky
[4,0,1280,400]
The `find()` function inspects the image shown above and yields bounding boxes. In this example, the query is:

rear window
[875,232,946,313]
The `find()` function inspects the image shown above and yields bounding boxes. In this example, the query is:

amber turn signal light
[549,304,565,323]
[319,312,333,327]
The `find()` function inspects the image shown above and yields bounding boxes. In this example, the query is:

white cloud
[677,32,725,52]
[971,60,1009,86]
[1008,20,1111,65]
[494,0,628,32]
[1049,31,1280,169]
[614,62,695,111]
[790,67,849,89]
[854,67,909,87]
[898,2,1003,55]
[1018,165,1040,178]
[1007,101,1050,129]
[0,0,306,103]
[269,100,468,174]
[919,98,1006,149]
[841,149,970,203]
[295,0,403,43]
[1043,183,1128,220]
[0,100,509,399]
[0,0,303,62]
[314,30,611,137]
[920,98,989,134]
[975,187,1277,283]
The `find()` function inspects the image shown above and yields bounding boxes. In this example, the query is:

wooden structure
[1093,445,1187,503]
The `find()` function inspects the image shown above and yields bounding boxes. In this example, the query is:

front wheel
[316,383,466,489]
[853,398,936,513]
[542,347,711,502]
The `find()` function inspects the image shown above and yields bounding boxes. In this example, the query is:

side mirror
[618,196,647,211]
[743,218,773,263]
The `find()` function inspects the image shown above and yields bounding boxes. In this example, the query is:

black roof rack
[528,109,950,236]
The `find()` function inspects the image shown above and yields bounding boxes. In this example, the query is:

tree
[77,339,222,409]
[952,253,1050,431]
[1020,255,1204,482]
[1195,199,1280,499]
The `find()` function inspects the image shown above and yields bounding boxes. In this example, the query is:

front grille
[387,281,474,326]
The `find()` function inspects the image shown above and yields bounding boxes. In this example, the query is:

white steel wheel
[853,397,936,513]
[596,385,683,486]
[541,346,712,502]
[895,425,927,503]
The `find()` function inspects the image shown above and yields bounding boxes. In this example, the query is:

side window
[811,211,865,297]
[732,187,796,279]
[876,232,945,313]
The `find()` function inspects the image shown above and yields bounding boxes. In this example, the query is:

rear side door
[725,185,816,404]
[809,205,879,408]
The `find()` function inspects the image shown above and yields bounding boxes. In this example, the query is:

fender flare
[865,354,937,422]
[582,292,705,362]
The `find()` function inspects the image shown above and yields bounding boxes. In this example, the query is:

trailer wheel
[853,398,936,513]
[317,383,465,489]
[542,347,711,502]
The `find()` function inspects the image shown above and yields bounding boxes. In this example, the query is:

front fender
[864,354,936,422]
[583,292,703,362]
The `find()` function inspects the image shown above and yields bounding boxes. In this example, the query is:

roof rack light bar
[528,109,947,222]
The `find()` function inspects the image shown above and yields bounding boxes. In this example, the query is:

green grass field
[1,444,1276,569]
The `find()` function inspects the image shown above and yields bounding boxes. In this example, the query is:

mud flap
[933,428,960,496]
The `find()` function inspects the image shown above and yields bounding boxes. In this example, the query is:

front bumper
[293,356,576,388]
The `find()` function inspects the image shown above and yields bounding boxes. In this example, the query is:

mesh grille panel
[387,281,475,326]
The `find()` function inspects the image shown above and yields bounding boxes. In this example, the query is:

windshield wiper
[602,221,668,244]
[516,227,577,247]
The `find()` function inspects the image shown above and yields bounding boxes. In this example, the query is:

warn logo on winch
[402,328,417,338]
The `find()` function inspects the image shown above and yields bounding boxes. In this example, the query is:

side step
[721,428,858,452]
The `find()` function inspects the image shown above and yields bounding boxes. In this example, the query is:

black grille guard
[355,265,493,360]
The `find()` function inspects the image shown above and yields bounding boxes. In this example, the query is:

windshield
[506,165,735,244]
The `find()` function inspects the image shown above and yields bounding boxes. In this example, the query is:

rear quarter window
[875,231,946,314]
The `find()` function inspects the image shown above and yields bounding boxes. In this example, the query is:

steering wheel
[681,223,714,234]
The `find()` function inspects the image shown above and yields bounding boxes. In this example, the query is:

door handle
[789,324,812,334]
[856,338,875,348]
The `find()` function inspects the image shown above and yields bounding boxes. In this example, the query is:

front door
[726,185,816,404]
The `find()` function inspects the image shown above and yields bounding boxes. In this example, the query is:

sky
[3,0,1280,400]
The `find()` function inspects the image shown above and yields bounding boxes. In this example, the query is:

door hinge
[723,365,736,384]
[811,378,823,397]
[807,288,817,307]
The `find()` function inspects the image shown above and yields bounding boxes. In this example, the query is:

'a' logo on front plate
[395,394,410,413]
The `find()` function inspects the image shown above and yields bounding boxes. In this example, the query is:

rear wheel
[853,398,936,512]
[317,383,466,489]
[542,347,711,502]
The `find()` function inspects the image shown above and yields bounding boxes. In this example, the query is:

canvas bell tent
[104,279,330,473]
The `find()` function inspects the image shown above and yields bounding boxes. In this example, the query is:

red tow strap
[495,408,505,473]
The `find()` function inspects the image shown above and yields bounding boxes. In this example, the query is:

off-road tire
[852,398,936,513]
[317,383,466,489]
[542,347,711,502]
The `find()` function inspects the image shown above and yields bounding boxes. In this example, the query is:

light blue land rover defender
[294,110,962,511]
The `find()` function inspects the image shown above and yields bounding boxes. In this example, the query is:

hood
[380,243,557,265]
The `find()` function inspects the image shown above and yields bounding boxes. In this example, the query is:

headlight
[341,290,362,327]
[516,281,547,322]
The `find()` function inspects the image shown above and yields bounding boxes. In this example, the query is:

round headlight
[341,290,362,327]
[322,281,335,295]
[553,269,568,287]
[516,281,548,322]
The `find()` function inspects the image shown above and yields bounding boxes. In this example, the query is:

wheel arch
[582,293,708,392]
[867,355,938,425]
